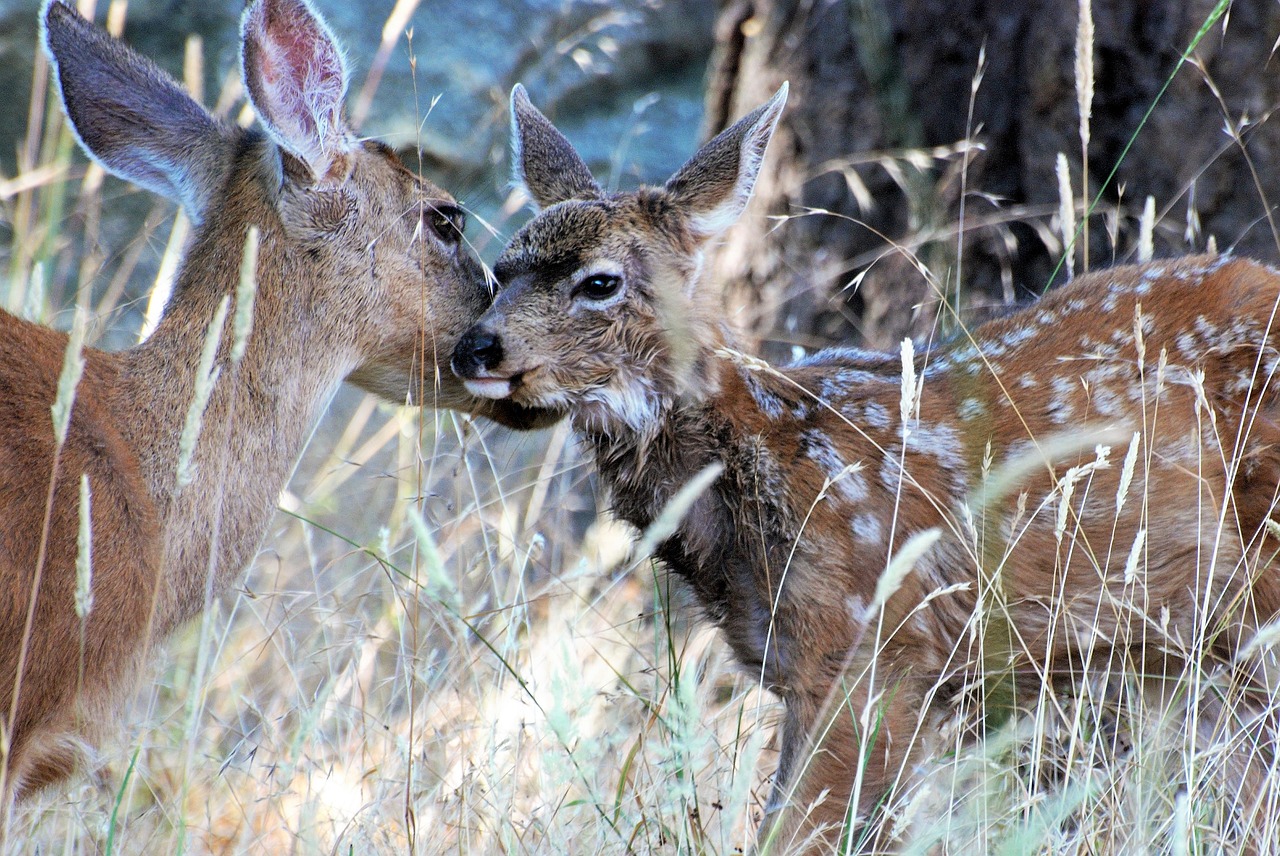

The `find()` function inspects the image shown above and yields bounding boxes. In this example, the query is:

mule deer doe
[0,0,549,802]
[453,84,1280,850]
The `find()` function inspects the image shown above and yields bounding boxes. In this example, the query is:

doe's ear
[665,83,788,239]
[42,0,232,224]
[241,0,355,185]
[510,84,602,210]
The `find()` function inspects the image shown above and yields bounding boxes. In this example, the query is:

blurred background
[4,0,1280,853]
[0,0,714,346]
[7,0,1280,352]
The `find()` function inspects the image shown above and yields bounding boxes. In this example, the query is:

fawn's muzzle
[451,325,505,378]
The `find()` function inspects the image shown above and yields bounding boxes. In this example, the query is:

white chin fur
[463,378,514,400]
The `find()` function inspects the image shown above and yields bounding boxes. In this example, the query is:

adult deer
[0,0,549,802]
[453,84,1280,851]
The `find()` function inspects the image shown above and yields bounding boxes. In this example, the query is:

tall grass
[3,0,1280,854]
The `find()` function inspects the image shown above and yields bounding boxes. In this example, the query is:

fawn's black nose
[452,326,505,377]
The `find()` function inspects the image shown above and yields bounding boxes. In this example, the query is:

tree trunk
[705,0,1280,356]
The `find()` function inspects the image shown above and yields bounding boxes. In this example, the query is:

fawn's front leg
[759,659,930,854]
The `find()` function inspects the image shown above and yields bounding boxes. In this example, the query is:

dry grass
[5,0,1280,854]
[10,400,777,855]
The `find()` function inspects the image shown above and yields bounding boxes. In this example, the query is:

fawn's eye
[575,273,622,301]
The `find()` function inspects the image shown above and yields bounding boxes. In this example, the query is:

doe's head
[42,0,548,428]
[451,83,787,431]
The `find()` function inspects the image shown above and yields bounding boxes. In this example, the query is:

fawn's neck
[116,204,356,636]
[581,339,808,517]
[579,350,809,683]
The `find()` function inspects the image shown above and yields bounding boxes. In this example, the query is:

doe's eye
[576,273,622,301]
[422,205,463,244]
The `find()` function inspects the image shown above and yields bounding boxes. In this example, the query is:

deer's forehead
[351,140,454,206]
[497,199,654,284]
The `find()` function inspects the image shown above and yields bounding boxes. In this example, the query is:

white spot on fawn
[1175,332,1198,359]
[1091,385,1124,417]
[851,513,883,545]
[819,369,881,403]
[1135,266,1165,294]
[794,347,895,368]
[744,372,785,420]
[879,454,903,491]
[1002,326,1039,349]
[981,340,1008,359]
[906,421,964,470]
[863,400,891,430]
[1048,376,1077,424]
[804,429,869,503]
[959,397,987,421]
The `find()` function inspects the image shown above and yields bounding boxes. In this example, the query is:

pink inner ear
[264,1,343,101]
[244,0,349,172]
[273,12,339,82]
[272,29,336,138]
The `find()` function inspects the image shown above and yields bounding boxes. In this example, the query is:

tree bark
[705,0,1280,356]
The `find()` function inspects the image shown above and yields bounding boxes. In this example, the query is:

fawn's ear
[665,83,787,239]
[42,0,232,224]
[241,0,355,186]
[510,84,602,209]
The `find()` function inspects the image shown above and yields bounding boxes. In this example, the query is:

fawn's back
[742,253,1280,663]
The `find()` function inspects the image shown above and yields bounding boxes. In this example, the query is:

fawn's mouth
[462,370,528,400]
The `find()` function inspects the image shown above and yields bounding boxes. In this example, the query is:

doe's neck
[117,202,359,634]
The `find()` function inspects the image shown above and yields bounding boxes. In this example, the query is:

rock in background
[0,0,713,339]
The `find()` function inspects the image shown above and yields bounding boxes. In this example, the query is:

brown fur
[0,0,551,803]
[454,86,1280,852]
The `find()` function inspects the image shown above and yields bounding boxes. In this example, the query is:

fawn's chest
[602,422,873,691]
